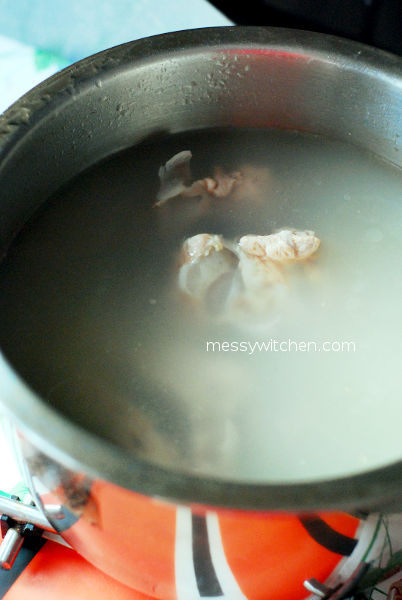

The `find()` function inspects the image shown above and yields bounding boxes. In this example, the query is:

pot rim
[0,26,401,512]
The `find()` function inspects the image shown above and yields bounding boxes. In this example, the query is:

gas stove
[0,420,401,600]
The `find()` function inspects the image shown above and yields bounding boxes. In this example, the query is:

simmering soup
[0,127,401,483]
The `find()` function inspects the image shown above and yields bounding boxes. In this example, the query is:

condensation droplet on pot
[7,107,31,126]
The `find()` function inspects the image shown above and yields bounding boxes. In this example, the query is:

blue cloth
[0,0,232,62]
[0,0,232,113]
[0,34,69,113]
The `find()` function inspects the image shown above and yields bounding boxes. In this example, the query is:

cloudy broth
[0,128,401,483]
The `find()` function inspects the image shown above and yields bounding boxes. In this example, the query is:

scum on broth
[0,128,401,483]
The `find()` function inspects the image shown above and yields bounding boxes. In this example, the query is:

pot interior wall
[0,34,401,254]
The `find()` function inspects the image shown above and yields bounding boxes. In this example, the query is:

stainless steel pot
[0,27,401,599]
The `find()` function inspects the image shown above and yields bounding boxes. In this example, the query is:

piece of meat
[234,230,320,314]
[177,229,321,324]
[155,150,193,206]
[178,234,239,313]
[237,244,284,290]
[238,229,321,263]
[201,166,242,198]
[155,151,271,207]
[180,233,224,264]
